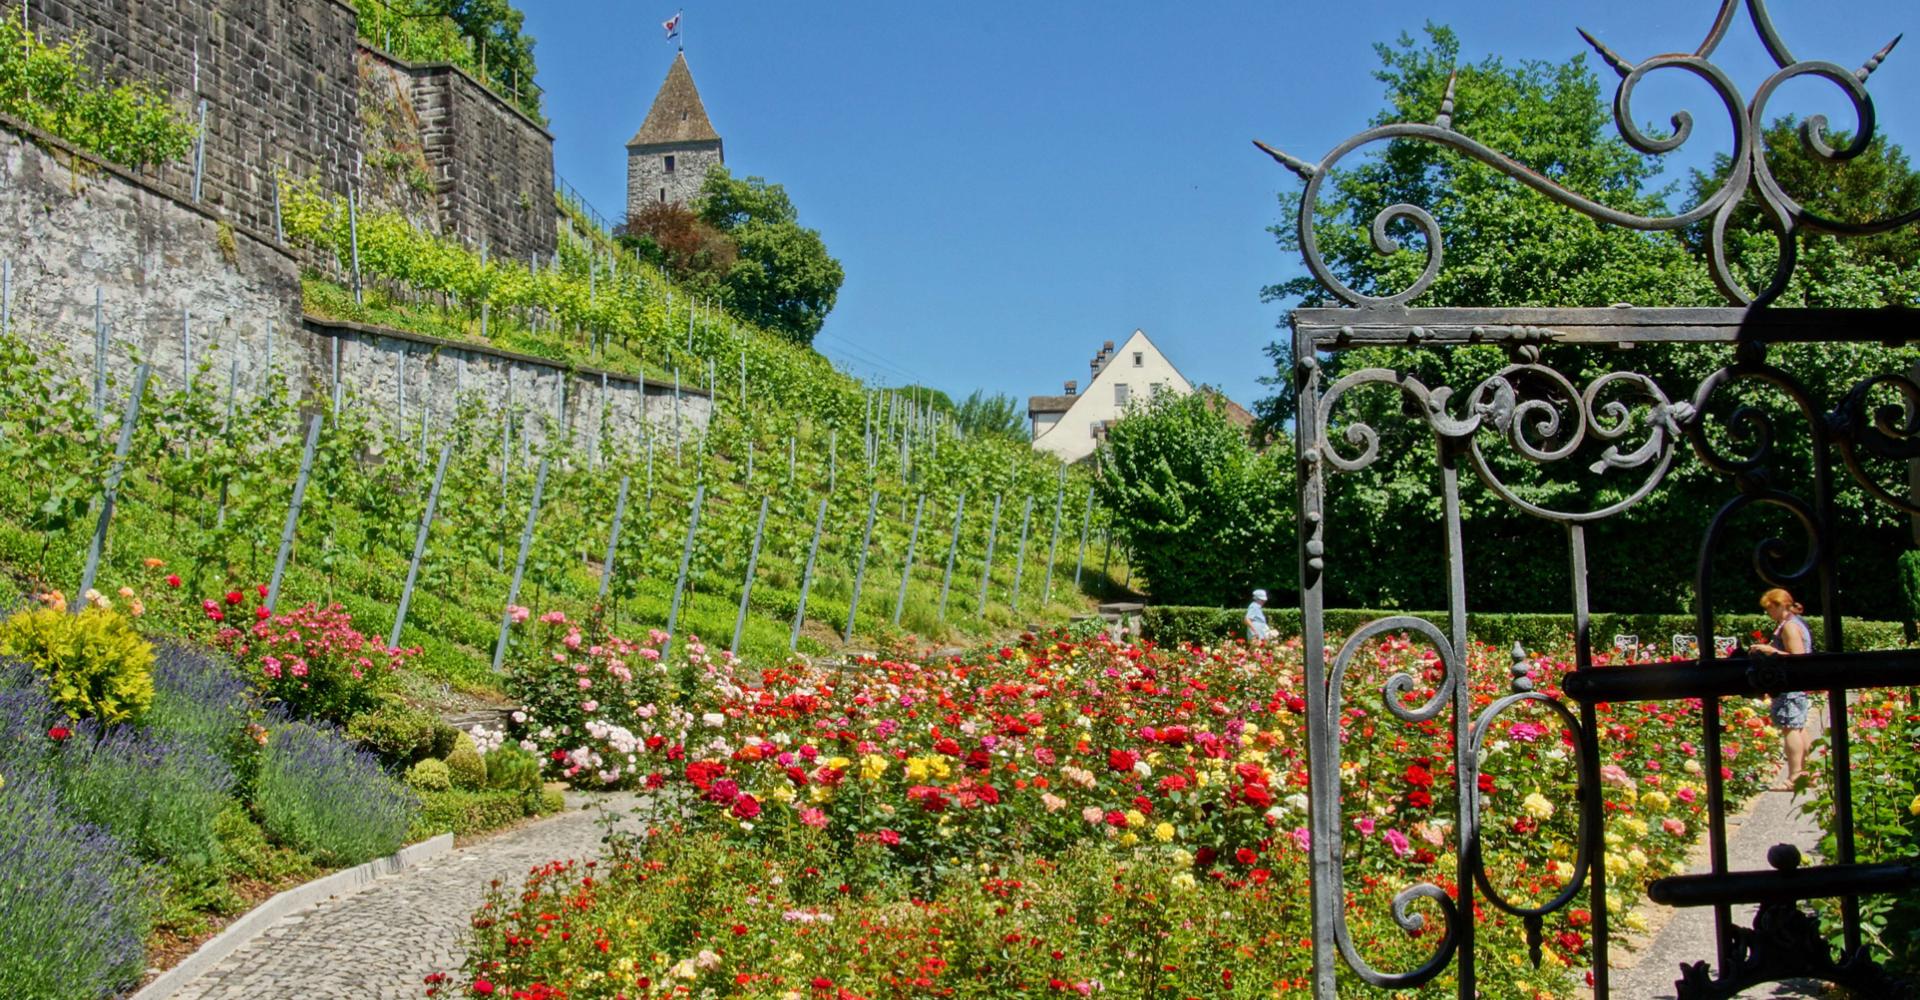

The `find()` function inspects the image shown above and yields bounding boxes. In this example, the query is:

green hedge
[407,786,562,840]
[1139,606,1912,654]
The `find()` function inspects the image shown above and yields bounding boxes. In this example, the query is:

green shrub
[444,731,486,790]
[408,787,529,840]
[1139,605,1912,654]
[484,742,541,793]
[0,606,154,724]
[428,719,461,760]
[0,18,197,168]
[1899,550,1920,625]
[405,757,451,792]
[347,702,439,768]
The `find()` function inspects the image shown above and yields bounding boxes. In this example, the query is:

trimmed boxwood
[1140,605,1910,653]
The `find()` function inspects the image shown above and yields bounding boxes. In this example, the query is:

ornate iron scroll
[1265,2,1920,998]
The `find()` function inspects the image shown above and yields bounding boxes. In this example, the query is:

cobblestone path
[1608,777,1829,998]
[168,794,653,1000]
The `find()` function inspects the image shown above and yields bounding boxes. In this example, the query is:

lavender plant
[59,721,236,872]
[255,721,416,866]
[0,662,58,783]
[145,642,254,758]
[0,777,151,1000]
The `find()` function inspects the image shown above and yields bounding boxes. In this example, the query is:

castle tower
[625,53,723,220]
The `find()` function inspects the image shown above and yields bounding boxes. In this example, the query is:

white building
[1027,329,1193,464]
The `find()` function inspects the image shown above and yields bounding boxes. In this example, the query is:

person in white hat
[1245,589,1272,643]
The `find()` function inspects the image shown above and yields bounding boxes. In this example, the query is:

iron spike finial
[1435,71,1458,130]
[1253,139,1320,180]
[1857,33,1902,82]
[1577,27,1633,78]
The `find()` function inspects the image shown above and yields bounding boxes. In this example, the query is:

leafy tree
[952,390,1026,440]
[1258,25,1920,617]
[444,0,539,104]
[1095,392,1295,606]
[620,201,737,296]
[696,167,845,347]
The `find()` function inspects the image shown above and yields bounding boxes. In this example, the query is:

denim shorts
[1770,692,1810,730]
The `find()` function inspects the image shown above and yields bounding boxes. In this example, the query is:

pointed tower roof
[628,53,720,147]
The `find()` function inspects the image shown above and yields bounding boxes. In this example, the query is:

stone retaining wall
[2,121,705,452]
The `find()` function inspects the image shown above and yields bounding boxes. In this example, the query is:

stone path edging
[130,833,455,1000]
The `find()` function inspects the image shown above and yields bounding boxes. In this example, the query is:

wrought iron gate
[1264,1,1920,996]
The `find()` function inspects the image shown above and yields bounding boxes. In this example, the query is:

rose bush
[459,625,1776,997]
[204,590,413,723]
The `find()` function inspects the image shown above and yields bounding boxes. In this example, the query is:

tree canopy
[951,390,1025,440]
[1094,391,1295,607]
[1247,24,1920,617]
[698,167,845,348]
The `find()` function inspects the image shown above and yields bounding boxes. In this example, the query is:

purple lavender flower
[0,773,151,998]
[256,721,417,865]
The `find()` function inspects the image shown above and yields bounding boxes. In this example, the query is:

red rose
[257,583,269,599]
[811,977,834,991]
[472,980,494,995]
[1405,765,1434,787]
[878,828,900,845]
[255,606,271,621]
[1107,749,1137,772]
[1235,847,1258,865]
[1478,773,1496,795]
[225,591,244,606]
[165,574,182,588]
[730,794,761,820]
[48,726,72,741]
[1240,782,1274,808]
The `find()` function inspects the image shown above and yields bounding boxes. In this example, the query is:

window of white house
[1115,383,1130,405]
[1133,351,1144,367]
[664,155,676,173]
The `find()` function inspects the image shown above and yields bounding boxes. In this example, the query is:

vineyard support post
[214,356,239,528]
[597,475,631,603]
[893,494,925,626]
[390,439,454,647]
[937,493,967,623]
[1041,472,1065,607]
[330,337,342,415]
[92,287,106,426]
[731,495,771,656]
[661,483,706,655]
[790,495,829,650]
[347,182,363,305]
[673,369,681,463]
[1009,496,1034,611]
[491,458,551,672]
[75,364,151,612]
[1073,484,1094,590]
[479,238,491,339]
[395,348,405,425]
[266,413,324,613]
[843,489,880,642]
[977,493,1003,613]
[191,99,208,201]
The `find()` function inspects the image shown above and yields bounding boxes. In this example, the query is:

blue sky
[520,0,1919,410]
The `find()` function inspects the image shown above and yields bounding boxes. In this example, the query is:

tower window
[1115,383,1130,405]
[664,154,676,173]
[659,188,666,203]
[1133,351,1143,367]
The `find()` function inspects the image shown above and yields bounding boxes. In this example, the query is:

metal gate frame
[1262,1,1920,996]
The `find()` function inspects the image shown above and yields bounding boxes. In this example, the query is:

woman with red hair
[1747,588,1812,790]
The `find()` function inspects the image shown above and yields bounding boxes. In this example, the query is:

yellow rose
[1171,872,1196,890]
[860,755,889,782]
[1124,809,1146,828]
[826,756,852,771]
[1119,832,1139,846]
[1153,822,1176,843]
[905,758,930,782]
[771,784,796,803]
[1909,794,1920,817]
[1522,793,1554,821]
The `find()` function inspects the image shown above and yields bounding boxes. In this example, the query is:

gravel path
[166,794,656,1000]
[1607,778,1830,999]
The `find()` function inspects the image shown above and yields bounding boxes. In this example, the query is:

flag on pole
[662,12,681,41]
